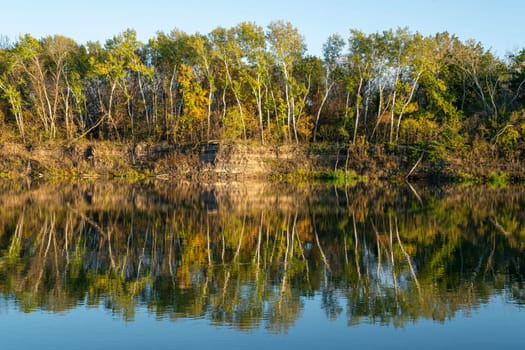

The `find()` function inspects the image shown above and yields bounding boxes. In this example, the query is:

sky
[0,0,523,57]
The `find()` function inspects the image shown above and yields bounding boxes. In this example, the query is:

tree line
[1,22,524,160]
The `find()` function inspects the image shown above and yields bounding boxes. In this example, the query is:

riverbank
[0,141,523,184]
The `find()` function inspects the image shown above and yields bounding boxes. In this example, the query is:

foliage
[0,24,524,166]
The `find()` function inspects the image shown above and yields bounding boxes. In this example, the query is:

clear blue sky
[1,0,523,57]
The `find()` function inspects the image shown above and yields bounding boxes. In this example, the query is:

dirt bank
[0,141,522,182]
[0,141,376,180]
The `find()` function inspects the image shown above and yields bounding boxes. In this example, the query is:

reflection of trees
[0,182,524,331]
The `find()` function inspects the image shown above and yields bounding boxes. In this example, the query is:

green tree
[0,47,26,141]
[210,26,247,140]
[235,22,269,144]
[266,21,307,142]
[148,29,192,141]
[88,29,150,140]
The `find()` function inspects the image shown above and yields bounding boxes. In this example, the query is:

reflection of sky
[0,295,523,350]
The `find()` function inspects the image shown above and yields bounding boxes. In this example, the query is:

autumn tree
[312,34,345,142]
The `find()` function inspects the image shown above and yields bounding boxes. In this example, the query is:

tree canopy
[1,23,524,163]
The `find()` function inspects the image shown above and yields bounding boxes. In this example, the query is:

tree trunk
[353,77,364,144]
[313,72,333,142]
[395,71,422,143]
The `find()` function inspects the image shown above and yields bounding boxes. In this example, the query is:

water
[0,181,524,349]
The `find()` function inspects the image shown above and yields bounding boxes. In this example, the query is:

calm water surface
[0,181,524,349]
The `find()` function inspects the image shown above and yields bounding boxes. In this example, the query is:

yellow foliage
[296,114,314,141]
[404,102,419,114]
[178,64,209,130]
[400,116,440,144]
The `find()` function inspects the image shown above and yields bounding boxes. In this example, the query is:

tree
[210,27,247,140]
[188,33,215,141]
[13,35,55,138]
[148,29,191,141]
[312,34,344,142]
[235,22,268,144]
[88,29,150,140]
[41,35,83,140]
[0,47,26,141]
[266,21,307,142]
[347,29,376,144]
[178,63,208,142]
[508,49,525,107]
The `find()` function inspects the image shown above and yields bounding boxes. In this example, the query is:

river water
[0,181,524,349]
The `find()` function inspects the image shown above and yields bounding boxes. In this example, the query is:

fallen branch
[405,153,424,180]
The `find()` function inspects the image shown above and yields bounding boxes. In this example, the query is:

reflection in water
[0,181,524,332]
